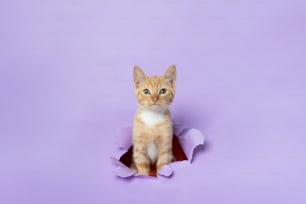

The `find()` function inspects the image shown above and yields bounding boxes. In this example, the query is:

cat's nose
[152,96,158,102]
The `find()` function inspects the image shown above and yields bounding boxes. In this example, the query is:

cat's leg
[130,160,137,173]
[133,142,150,176]
[156,135,173,172]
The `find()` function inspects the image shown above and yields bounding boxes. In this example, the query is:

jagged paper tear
[111,124,205,178]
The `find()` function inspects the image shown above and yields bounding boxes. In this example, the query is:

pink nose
[152,97,158,102]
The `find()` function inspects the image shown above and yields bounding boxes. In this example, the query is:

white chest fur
[147,142,158,162]
[139,109,166,127]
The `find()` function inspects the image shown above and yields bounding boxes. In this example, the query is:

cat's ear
[133,65,146,88]
[164,64,176,87]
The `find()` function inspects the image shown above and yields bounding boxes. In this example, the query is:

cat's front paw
[157,163,166,173]
[137,169,150,176]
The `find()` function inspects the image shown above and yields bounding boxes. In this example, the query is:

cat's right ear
[133,66,146,88]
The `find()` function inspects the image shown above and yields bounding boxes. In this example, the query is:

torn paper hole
[111,124,205,178]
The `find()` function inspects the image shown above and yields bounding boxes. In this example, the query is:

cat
[132,65,176,176]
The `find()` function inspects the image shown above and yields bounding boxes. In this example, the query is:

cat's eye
[159,88,167,95]
[143,89,151,95]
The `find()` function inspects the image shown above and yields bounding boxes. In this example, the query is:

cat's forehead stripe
[144,76,164,89]
[148,76,161,84]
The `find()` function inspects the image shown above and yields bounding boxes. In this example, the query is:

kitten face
[133,65,176,111]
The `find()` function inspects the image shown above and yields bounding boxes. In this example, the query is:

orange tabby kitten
[132,65,176,176]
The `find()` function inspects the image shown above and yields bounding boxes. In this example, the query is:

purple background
[1,0,306,203]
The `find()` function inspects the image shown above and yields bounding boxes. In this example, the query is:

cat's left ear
[164,64,176,87]
[133,65,146,88]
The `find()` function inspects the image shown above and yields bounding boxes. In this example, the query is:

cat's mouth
[149,104,167,111]
[151,104,159,107]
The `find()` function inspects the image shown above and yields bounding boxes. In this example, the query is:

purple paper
[112,124,205,178]
[1,0,306,203]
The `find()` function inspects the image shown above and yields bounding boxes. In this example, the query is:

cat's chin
[149,105,166,112]
[140,104,167,112]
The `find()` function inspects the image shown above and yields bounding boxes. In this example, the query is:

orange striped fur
[132,65,176,176]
